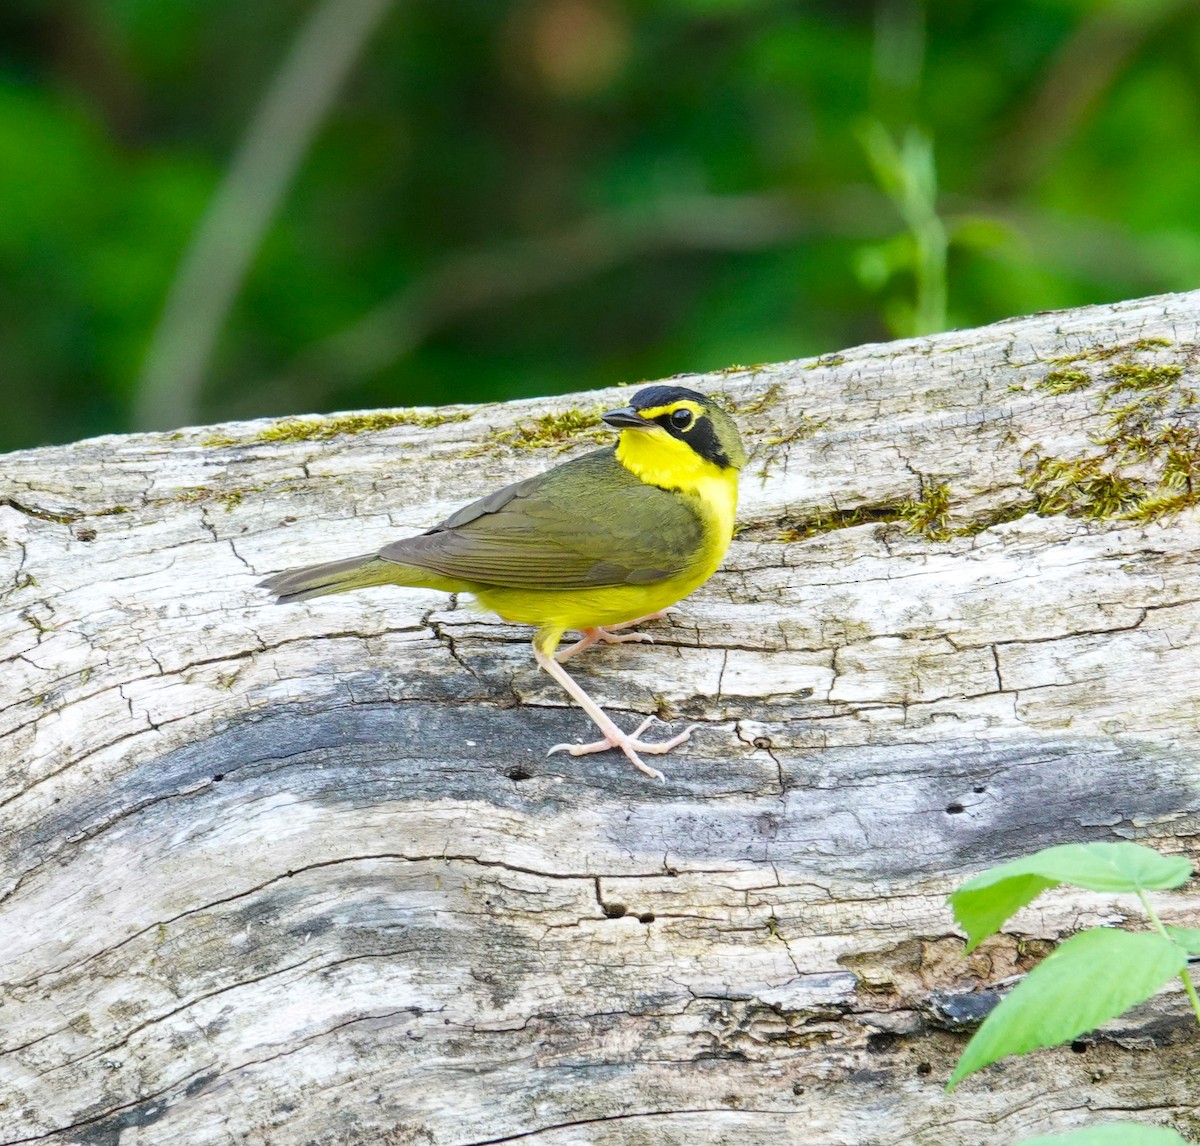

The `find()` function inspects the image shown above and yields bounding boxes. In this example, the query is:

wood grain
[3,291,1200,1144]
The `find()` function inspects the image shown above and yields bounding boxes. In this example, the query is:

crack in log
[3,852,754,994]
[4,297,1200,1144]
[0,497,83,526]
[0,623,435,739]
[461,1108,798,1146]
[8,952,324,1076]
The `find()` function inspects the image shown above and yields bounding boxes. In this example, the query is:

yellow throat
[615,423,740,550]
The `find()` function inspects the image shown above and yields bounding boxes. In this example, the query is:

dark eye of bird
[669,408,693,430]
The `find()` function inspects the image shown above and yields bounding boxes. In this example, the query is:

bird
[258,384,746,780]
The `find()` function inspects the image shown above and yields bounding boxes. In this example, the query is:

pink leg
[607,606,678,631]
[532,636,696,781]
[555,607,679,663]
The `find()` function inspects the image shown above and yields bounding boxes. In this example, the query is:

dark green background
[2,0,1198,451]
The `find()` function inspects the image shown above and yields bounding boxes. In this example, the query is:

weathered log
[3,291,1200,1144]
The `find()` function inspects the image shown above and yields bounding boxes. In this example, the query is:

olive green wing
[378,449,703,590]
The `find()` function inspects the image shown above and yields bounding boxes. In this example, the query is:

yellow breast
[615,426,739,566]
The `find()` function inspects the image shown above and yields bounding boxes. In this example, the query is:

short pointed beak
[602,405,653,430]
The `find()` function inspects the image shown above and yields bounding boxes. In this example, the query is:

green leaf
[949,843,1191,952]
[1164,925,1200,955]
[950,872,1058,953]
[1016,1124,1189,1145]
[947,928,1186,1091]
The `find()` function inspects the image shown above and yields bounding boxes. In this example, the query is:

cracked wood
[3,291,1200,1144]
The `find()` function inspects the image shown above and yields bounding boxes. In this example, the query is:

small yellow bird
[259,385,746,780]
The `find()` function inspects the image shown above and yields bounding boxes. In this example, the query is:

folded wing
[378,449,703,590]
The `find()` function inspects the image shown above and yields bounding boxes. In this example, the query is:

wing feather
[378,448,701,590]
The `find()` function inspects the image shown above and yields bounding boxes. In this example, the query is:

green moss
[753,411,830,480]
[1,499,81,525]
[762,486,1030,544]
[772,504,905,542]
[763,413,827,447]
[1037,368,1092,395]
[1027,456,1145,519]
[171,486,256,511]
[953,501,1032,536]
[491,407,607,452]
[1050,336,1173,365]
[23,613,54,635]
[1025,349,1199,523]
[717,362,767,376]
[1104,362,1183,394]
[898,482,953,540]
[204,407,470,447]
[717,381,783,416]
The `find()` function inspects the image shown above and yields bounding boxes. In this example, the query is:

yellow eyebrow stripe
[637,398,704,426]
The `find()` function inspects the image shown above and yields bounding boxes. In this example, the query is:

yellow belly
[477,466,737,639]
[477,571,703,632]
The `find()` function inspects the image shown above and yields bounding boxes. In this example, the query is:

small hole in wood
[915,1062,932,1077]
[212,774,225,782]
[638,912,655,924]
[507,767,532,782]
[946,802,965,814]
[602,903,627,919]
[1070,1040,1088,1054]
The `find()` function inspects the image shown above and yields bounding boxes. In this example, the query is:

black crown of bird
[260,385,746,780]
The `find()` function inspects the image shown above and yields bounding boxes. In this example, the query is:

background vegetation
[2,0,1199,451]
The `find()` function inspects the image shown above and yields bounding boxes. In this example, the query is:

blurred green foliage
[1,0,1199,449]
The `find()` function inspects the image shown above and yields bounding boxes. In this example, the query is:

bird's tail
[259,554,405,603]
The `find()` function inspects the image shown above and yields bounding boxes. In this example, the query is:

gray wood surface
[3,291,1200,1144]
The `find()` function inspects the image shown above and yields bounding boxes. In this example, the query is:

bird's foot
[556,626,651,662]
[555,609,680,663]
[547,715,697,781]
[607,606,679,631]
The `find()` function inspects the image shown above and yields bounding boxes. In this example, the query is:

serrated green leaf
[950,872,1057,953]
[947,928,1186,1091]
[949,843,1191,952]
[1164,925,1200,955]
[1016,1124,1189,1145]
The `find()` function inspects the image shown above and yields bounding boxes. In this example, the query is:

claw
[556,627,655,662]
[547,715,697,781]
[555,610,680,663]
[533,629,694,782]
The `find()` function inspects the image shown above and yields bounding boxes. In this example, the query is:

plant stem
[1138,889,1200,1026]
[134,0,394,431]
[857,122,948,336]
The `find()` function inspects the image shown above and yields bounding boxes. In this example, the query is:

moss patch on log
[1026,350,1200,523]
[204,408,471,448]
[489,407,607,452]
[757,481,1030,544]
